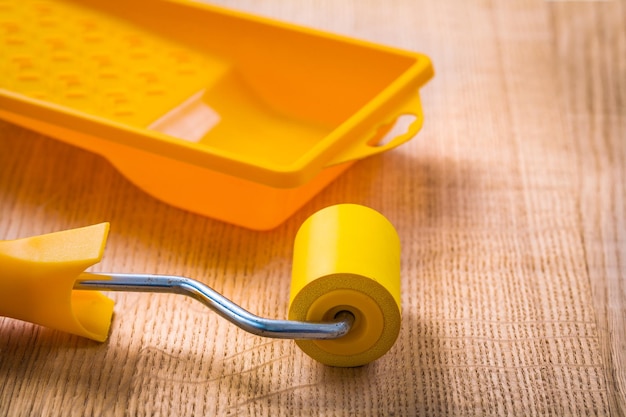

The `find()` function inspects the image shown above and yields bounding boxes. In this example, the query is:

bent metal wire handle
[74,273,354,340]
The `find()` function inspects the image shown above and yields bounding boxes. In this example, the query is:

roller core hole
[334,310,356,336]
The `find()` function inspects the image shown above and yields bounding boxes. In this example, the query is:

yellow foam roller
[289,204,402,367]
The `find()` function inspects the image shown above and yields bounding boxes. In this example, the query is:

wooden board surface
[1,0,624,415]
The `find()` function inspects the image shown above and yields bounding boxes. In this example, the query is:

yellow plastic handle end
[0,223,114,342]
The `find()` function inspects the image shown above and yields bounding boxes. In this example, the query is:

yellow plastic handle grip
[0,223,114,341]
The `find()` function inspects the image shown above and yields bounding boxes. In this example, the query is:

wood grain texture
[0,0,624,415]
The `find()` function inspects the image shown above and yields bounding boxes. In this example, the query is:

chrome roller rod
[74,273,354,340]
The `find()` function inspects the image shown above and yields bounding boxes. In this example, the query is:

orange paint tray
[0,0,433,230]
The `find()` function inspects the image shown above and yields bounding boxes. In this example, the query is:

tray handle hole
[368,114,418,147]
